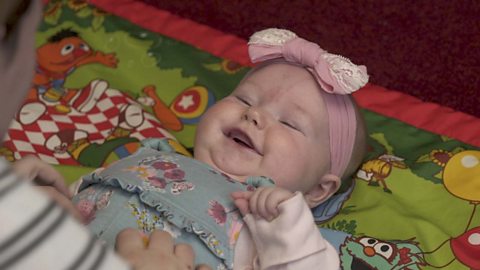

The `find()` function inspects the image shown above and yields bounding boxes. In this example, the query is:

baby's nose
[243,107,265,129]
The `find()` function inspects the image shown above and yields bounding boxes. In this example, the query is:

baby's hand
[12,155,71,198]
[231,187,294,221]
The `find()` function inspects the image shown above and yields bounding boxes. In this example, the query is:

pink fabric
[250,38,344,95]
[234,192,339,269]
[320,92,357,178]
[248,31,363,178]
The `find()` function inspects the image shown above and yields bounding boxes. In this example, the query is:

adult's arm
[0,159,131,269]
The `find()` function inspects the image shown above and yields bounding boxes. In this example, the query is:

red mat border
[90,0,251,67]
[91,0,480,147]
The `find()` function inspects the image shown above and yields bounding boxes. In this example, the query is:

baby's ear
[304,174,341,208]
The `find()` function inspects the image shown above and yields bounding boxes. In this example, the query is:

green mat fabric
[2,1,479,269]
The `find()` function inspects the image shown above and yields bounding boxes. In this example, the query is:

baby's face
[194,63,331,193]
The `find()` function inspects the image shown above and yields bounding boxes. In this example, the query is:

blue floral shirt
[73,138,274,269]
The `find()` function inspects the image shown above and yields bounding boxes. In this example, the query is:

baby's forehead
[234,64,329,126]
[238,63,323,99]
[248,61,313,79]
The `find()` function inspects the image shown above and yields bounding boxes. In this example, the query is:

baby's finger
[174,243,195,270]
[265,192,281,219]
[266,189,294,219]
[148,230,175,253]
[249,187,264,218]
[255,188,273,220]
[233,198,250,216]
[230,190,253,200]
[115,228,145,256]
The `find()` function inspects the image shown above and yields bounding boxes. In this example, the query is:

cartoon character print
[414,150,480,269]
[5,28,174,167]
[449,226,480,269]
[357,154,407,194]
[415,147,464,183]
[441,150,480,270]
[125,155,195,195]
[30,28,117,113]
[74,187,114,224]
[339,236,426,270]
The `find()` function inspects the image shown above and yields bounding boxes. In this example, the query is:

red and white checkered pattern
[2,87,171,166]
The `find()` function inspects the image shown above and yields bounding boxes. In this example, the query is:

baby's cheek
[277,144,326,191]
[261,158,302,190]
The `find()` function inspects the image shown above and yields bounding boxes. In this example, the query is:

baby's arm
[232,187,339,269]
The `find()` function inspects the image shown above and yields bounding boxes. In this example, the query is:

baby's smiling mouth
[226,129,262,155]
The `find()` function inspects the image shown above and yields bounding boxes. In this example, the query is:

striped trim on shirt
[0,159,130,269]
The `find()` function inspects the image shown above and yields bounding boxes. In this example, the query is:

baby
[72,28,368,269]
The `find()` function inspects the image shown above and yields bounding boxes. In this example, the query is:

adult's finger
[14,155,71,197]
[115,228,145,256]
[196,264,213,270]
[148,230,175,253]
[36,168,71,198]
[36,186,85,223]
[174,243,195,269]
[36,164,71,198]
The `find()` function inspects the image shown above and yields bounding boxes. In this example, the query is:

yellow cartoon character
[357,154,407,193]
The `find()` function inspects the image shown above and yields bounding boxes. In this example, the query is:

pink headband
[248,28,368,177]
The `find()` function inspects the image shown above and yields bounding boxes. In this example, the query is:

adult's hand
[116,229,212,270]
[12,155,71,197]
[12,155,85,222]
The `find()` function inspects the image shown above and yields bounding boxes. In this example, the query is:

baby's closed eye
[280,120,303,134]
[235,96,251,106]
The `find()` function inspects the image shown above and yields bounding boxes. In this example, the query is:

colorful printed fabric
[73,138,273,268]
[2,1,480,269]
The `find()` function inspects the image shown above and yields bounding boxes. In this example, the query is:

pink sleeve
[243,192,339,270]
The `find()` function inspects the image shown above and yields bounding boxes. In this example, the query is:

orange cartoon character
[31,28,117,112]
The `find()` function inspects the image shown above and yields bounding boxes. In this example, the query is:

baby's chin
[195,151,253,183]
[209,164,249,183]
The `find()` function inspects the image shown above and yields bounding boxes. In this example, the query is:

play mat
[2,0,480,269]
